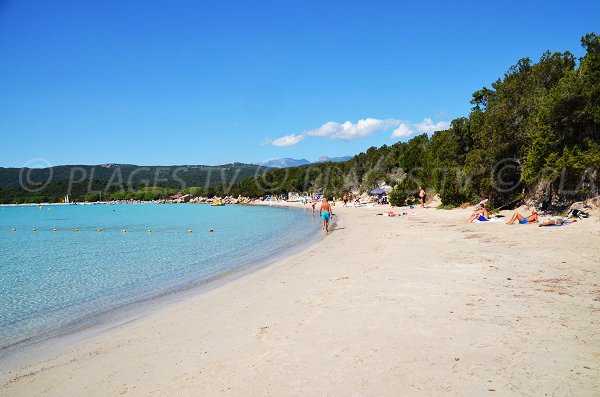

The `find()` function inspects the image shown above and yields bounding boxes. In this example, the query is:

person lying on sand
[506,209,538,225]
[467,205,490,223]
[538,217,577,227]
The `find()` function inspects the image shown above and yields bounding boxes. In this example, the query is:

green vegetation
[0,163,265,204]
[229,34,600,210]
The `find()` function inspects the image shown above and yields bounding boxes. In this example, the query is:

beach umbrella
[370,188,385,195]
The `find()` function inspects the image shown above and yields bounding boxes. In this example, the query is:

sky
[0,0,598,167]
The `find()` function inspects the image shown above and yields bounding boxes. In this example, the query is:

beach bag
[567,209,589,219]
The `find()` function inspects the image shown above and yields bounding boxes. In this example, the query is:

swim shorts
[321,211,331,221]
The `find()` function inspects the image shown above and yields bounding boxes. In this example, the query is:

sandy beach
[1,203,599,396]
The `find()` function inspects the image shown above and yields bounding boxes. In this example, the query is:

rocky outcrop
[525,175,599,212]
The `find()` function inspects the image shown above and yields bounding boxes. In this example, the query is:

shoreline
[1,203,598,395]
[0,204,324,371]
[0,200,307,208]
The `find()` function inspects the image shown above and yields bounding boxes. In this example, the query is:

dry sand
[1,203,599,396]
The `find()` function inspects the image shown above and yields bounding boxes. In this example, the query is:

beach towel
[472,217,503,223]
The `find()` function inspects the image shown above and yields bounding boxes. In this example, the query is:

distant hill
[0,163,263,189]
[0,163,266,203]
[257,156,351,168]
[257,158,311,168]
[316,156,352,163]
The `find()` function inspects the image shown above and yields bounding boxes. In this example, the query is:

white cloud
[390,123,414,138]
[414,118,451,135]
[271,133,305,147]
[269,117,450,147]
[303,118,400,141]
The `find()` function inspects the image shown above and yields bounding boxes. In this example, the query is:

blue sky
[1,0,598,167]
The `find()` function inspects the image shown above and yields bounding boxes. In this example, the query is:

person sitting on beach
[467,204,490,223]
[320,198,333,233]
[506,209,538,225]
[538,217,577,227]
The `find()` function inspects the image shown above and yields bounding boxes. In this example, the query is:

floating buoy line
[4,228,216,234]
[8,206,217,233]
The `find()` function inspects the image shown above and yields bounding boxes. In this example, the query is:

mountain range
[0,156,353,202]
[258,156,351,168]
[0,163,263,189]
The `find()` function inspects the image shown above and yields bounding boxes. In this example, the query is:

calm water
[0,203,318,351]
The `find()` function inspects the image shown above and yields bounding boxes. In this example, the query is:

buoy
[122,229,126,233]
[52,228,58,232]
[187,229,192,233]
[209,229,214,233]
[48,207,51,211]
[97,229,102,232]
[147,229,152,233]
[11,228,16,232]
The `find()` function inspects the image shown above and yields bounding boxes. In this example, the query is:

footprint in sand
[255,326,269,339]
[333,276,350,281]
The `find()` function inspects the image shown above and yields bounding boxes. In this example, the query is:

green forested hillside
[228,33,600,210]
[0,163,265,203]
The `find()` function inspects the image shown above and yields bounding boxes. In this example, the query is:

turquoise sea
[0,203,318,352]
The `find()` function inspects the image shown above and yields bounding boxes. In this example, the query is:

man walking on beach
[419,186,427,208]
[320,198,333,233]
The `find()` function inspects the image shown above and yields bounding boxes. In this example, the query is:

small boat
[210,201,225,206]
